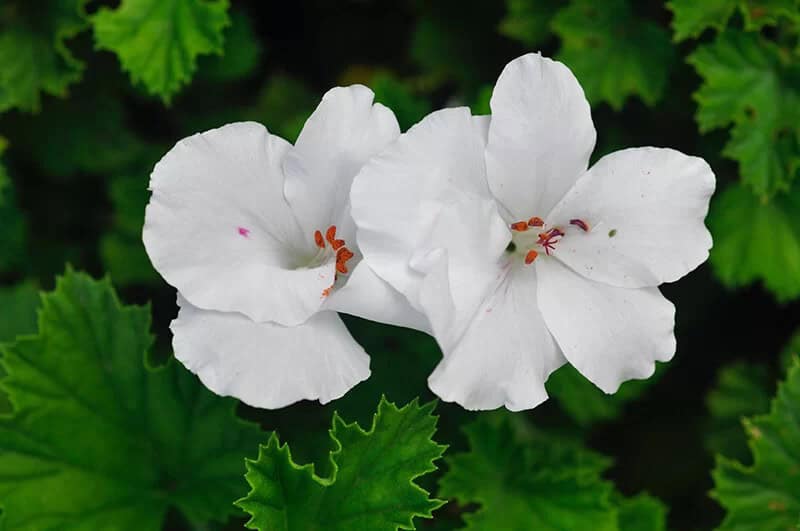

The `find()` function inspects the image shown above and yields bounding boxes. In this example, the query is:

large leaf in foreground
[237,397,446,531]
[0,270,262,530]
[712,358,800,530]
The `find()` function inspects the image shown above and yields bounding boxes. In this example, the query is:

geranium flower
[350,54,715,411]
[143,85,428,409]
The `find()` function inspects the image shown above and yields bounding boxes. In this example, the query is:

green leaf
[706,362,773,462]
[100,171,159,286]
[712,358,800,530]
[546,364,663,427]
[0,269,263,529]
[615,492,668,531]
[236,397,446,531]
[371,73,431,132]
[688,31,800,196]
[499,0,564,47]
[0,0,88,113]
[781,329,800,373]
[551,0,675,110]
[199,9,261,82]
[708,184,800,301]
[439,413,618,530]
[92,0,230,102]
[668,0,798,41]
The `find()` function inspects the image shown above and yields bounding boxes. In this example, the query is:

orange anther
[336,247,354,263]
[331,239,346,251]
[325,225,337,245]
[322,286,332,298]
[336,261,349,274]
[528,216,544,227]
[314,230,325,248]
[510,221,528,232]
[524,250,539,265]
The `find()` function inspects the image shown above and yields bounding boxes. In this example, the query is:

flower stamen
[314,230,325,248]
[569,218,590,232]
[524,249,538,264]
[510,221,529,232]
[528,216,544,227]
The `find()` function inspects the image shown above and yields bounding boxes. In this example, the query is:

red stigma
[536,228,563,255]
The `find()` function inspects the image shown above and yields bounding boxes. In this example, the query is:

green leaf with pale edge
[237,397,446,531]
[668,0,798,41]
[0,0,88,113]
[551,0,674,110]
[546,363,663,427]
[92,0,230,102]
[0,269,263,530]
[709,184,800,301]
[706,362,772,462]
[440,414,620,530]
[712,358,800,530]
[499,0,565,47]
[688,31,800,196]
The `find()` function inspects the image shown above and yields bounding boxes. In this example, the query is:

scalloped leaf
[712,358,800,529]
[439,413,666,530]
[237,397,446,531]
[708,184,800,301]
[92,0,230,102]
[668,0,798,41]
[0,269,263,529]
[688,30,800,196]
[0,0,88,113]
[552,0,674,110]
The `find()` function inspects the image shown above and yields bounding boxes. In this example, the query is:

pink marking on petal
[237,227,251,237]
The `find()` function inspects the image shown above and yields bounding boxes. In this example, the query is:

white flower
[143,85,429,409]
[350,54,715,411]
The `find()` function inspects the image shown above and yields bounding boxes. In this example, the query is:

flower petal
[284,85,400,240]
[172,296,370,409]
[324,261,432,333]
[486,53,596,219]
[546,147,715,288]
[536,258,676,394]
[143,122,334,326]
[351,107,505,311]
[428,268,567,411]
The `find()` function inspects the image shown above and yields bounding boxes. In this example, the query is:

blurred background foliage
[1,0,799,529]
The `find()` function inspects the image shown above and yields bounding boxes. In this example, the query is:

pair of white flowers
[143,54,715,411]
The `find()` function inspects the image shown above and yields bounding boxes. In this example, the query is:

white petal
[351,107,505,312]
[144,122,334,326]
[323,261,432,333]
[536,258,676,394]
[284,85,400,240]
[546,147,715,288]
[486,53,596,219]
[171,296,370,409]
[428,268,567,411]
